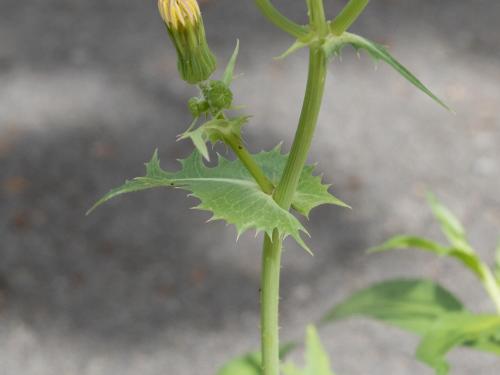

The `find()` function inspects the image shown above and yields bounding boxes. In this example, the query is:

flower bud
[200,80,233,115]
[158,0,217,84]
[188,96,209,117]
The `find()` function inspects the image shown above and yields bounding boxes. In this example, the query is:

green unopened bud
[200,80,233,115]
[188,96,209,117]
[158,0,217,84]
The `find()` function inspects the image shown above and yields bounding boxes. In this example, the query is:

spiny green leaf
[426,193,472,252]
[321,279,464,335]
[282,326,336,375]
[416,313,500,375]
[88,147,346,251]
[339,32,450,110]
[279,31,449,110]
[222,40,240,86]
[89,149,308,250]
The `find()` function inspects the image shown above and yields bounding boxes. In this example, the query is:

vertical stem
[273,47,328,209]
[260,231,282,375]
[260,46,328,375]
[331,0,370,35]
[307,0,328,36]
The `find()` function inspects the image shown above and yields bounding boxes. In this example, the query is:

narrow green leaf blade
[321,279,465,335]
[426,193,472,251]
[463,329,500,355]
[447,249,484,278]
[222,40,240,86]
[369,232,484,280]
[416,313,500,375]
[343,32,450,110]
[283,326,336,375]
[368,235,449,255]
[304,326,336,375]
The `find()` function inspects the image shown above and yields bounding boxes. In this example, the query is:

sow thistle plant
[88,0,500,374]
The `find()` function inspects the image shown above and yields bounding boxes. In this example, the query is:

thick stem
[260,46,328,375]
[254,0,309,38]
[260,231,282,375]
[273,47,328,209]
[331,0,370,35]
[223,132,274,195]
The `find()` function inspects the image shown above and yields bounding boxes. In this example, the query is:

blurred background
[1,0,499,374]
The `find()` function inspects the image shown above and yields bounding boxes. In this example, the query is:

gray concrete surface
[1,0,500,374]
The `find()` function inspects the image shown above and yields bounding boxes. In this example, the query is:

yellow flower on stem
[158,0,217,84]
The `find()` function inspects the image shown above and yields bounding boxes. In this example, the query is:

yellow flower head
[158,0,216,84]
[158,0,201,30]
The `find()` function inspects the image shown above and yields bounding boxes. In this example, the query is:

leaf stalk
[254,0,309,38]
[330,0,370,35]
[223,132,275,195]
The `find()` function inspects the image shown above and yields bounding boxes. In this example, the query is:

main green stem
[260,46,328,375]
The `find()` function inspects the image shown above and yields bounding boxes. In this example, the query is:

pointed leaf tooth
[276,39,309,60]
[294,233,313,256]
[236,228,245,241]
